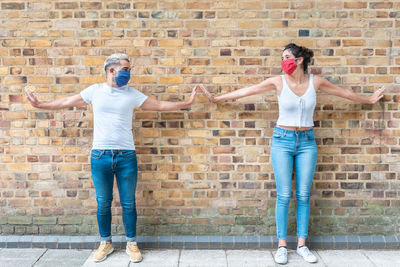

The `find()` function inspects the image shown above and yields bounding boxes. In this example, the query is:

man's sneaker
[274,246,288,264]
[126,242,143,263]
[296,246,317,263]
[93,241,114,262]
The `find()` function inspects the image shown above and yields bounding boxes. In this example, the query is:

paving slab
[317,250,375,267]
[0,248,46,267]
[81,250,129,267]
[34,249,92,267]
[226,250,277,267]
[179,249,227,267]
[132,249,179,267]
[361,250,400,267]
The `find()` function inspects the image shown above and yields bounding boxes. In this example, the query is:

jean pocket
[121,150,136,158]
[273,132,283,138]
[91,150,103,160]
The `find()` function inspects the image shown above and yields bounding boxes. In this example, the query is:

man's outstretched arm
[26,90,87,110]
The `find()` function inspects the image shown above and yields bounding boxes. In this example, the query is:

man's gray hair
[104,53,130,72]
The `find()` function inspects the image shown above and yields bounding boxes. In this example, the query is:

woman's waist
[277,125,313,131]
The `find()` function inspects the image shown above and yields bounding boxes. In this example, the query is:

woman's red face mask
[281,58,298,75]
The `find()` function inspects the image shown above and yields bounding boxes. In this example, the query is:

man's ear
[109,67,114,74]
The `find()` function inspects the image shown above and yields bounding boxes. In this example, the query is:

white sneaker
[274,246,288,264]
[296,246,317,263]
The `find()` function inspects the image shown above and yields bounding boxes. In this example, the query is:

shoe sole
[301,259,317,263]
[126,249,143,263]
[93,247,114,262]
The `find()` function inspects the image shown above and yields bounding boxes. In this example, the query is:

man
[27,53,198,262]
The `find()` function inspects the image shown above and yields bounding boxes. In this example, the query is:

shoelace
[128,243,139,252]
[101,243,110,252]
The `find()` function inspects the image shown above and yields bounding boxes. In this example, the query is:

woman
[200,43,384,264]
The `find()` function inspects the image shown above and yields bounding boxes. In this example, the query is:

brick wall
[0,1,399,236]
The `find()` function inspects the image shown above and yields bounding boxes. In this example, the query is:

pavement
[0,248,399,267]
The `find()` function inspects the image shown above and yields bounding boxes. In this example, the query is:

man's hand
[185,85,198,105]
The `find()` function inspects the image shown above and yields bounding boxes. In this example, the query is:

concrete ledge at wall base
[0,235,398,250]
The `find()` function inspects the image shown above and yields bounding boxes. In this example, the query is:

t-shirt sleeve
[80,84,97,104]
[131,88,148,107]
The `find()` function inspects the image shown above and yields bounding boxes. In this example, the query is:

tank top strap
[308,74,314,90]
[280,75,288,93]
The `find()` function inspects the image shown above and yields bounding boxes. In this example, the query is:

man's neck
[105,77,117,87]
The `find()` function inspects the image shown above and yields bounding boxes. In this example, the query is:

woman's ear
[296,57,304,65]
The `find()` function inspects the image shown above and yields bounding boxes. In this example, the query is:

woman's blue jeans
[90,149,138,242]
[271,127,317,240]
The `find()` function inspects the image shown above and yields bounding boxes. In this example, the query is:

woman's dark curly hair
[284,43,314,73]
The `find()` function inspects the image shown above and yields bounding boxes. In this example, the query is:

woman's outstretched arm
[200,76,279,103]
[316,76,385,104]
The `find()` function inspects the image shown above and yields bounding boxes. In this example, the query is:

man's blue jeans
[90,149,138,242]
[271,127,318,240]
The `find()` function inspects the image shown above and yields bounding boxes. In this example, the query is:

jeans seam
[91,150,105,159]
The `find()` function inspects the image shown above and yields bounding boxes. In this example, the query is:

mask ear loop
[294,57,300,68]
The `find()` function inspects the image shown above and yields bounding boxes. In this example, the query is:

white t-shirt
[80,83,148,150]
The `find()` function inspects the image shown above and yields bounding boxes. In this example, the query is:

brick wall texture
[0,0,399,236]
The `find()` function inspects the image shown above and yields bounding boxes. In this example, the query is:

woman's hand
[25,86,42,108]
[368,86,385,104]
[199,84,217,103]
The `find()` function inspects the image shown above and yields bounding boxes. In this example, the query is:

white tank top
[276,74,316,127]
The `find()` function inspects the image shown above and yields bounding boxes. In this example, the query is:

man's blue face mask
[115,70,130,87]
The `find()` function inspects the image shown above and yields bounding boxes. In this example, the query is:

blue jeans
[90,149,138,242]
[270,127,317,240]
